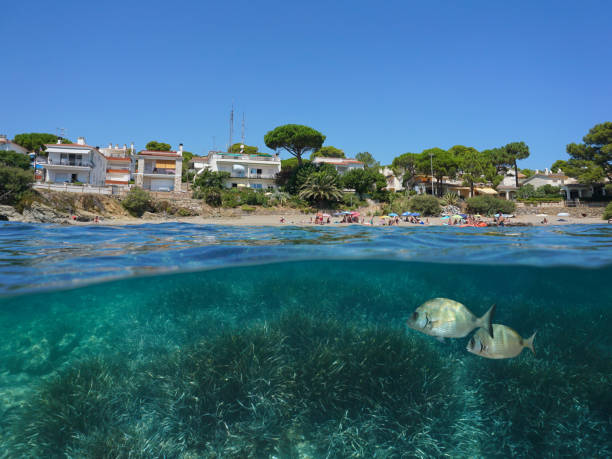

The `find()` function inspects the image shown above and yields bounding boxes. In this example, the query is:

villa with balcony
[99,143,134,187]
[134,145,183,191]
[312,157,364,174]
[201,150,281,190]
[42,137,105,185]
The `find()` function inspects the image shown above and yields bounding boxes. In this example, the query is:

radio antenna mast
[228,102,234,152]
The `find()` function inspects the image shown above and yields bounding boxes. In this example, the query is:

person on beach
[280,216,285,223]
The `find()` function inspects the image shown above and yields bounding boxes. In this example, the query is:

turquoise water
[0,222,610,457]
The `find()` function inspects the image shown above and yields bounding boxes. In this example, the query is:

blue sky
[2,0,611,168]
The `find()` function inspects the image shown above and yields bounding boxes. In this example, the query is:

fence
[34,183,114,195]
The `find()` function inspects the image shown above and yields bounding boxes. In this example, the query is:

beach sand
[95,213,607,227]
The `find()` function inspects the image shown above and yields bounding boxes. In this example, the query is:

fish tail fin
[477,304,496,339]
[524,331,536,356]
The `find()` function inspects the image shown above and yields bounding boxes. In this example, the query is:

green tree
[181,151,194,182]
[310,146,345,160]
[552,159,605,185]
[0,151,31,170]
[145,141,172,151]
[355,152,380,169]
[503,141,530,188]
[408,195,441,216]
[298,170,343,204]
[13,133,71,154]
[229,143,259,155]
[264,124,325,166]
[193,170,230,190]
[0,166,33,205]
[419,148,458,196]
[521,168,535,178]
[450,145,490,197]
[342,168,386,198]
[566,121,612,181]
[391,152,421,190]
[482,147,511,174]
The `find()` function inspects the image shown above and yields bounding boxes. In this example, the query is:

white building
[497,169,526,200]
[0,135,29,155]
[98,143,134,187]
[42,137,106,185]
[134,146,183,191]
[521,169,569,189]
[312,157,364,174]
[379,166,404,191]
[201,150,281,190]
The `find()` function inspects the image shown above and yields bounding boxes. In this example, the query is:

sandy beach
[96,212,607,227]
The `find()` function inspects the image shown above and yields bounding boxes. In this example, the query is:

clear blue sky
[2,0,611,168]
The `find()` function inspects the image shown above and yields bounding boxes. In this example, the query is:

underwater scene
[0,222,611,458]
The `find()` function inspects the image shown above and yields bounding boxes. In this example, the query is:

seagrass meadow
[0,223,611,457]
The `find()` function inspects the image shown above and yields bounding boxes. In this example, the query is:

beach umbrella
[351,211,360,216]
[401,211,411,216]
[536,213,548,217]
[412,212,421,217]
[322,213,331,218]
[341,211,352,214]
[460,214,467,218]
[388,213,399,217]
[557,212,570,217]
[380,215,390,219]
[333,212,343,216]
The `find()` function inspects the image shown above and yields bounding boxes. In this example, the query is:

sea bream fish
[406,298,495,341]
[467,324,536,359]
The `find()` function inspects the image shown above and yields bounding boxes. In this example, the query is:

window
[250,183,263,189]
[232,183,238,188]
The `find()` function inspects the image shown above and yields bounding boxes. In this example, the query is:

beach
[95,212,606,227]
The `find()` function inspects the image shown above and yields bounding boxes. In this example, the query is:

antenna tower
[228,102,234,152]
[241,113,245,145]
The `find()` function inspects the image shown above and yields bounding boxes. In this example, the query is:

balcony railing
[229,173,277,179]
[216,153,279,162]
[143,168,175,175]
[48,159,92,167]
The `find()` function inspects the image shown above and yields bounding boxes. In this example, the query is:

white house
[379,166,404,191]
[99,143,134,187]
[521,169,569,189]
[312,157,364,174]
[497,169,526,200]
[201,150,281,190]
[42,137,106,185]
[134,146,183,191]
[0,135,29,155]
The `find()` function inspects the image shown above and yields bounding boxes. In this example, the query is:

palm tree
[298,171,343,204]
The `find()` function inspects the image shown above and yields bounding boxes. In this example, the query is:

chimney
[77,137,85,145]
[108,143,112,148]
[114,144,118,149]
[179,143,183,156]
[123,144,127,150]
[130,142,134,154]
[57,138,62,144]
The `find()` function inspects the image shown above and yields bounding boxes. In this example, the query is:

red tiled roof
[105,157,131,162]
[137,150,180,157]
[44,143,96,149]
[107,169,130,173]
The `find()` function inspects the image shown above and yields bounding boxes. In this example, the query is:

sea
[0,222,610,458]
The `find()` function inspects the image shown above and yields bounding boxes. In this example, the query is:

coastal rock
[21,202,68,223]
[0,205,24,222]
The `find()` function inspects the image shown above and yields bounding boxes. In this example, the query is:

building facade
[202,150,281,190]
[134,146,183,191]
[0,135,29,155]
[42,137,105,185]
[99,143,134,187]
[312,157,364,174]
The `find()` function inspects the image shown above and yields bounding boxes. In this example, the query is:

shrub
[202,188,222,207]
[466,195,515,215]
[603,202,612,220]
[408,194,441,216]
[0,166,34,205]
[441,192,459,206]
[0,150,31,170]
[177,208,194,217]
[121,187,152,217]
[241,205,256,212]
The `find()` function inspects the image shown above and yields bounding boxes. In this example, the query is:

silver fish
[406,298,495,341]
[467,324,536,359]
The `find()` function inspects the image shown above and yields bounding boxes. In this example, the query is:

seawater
[0,223,610,457]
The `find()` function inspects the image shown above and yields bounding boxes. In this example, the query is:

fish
[467,324,536,359]
[406,298,495,341]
